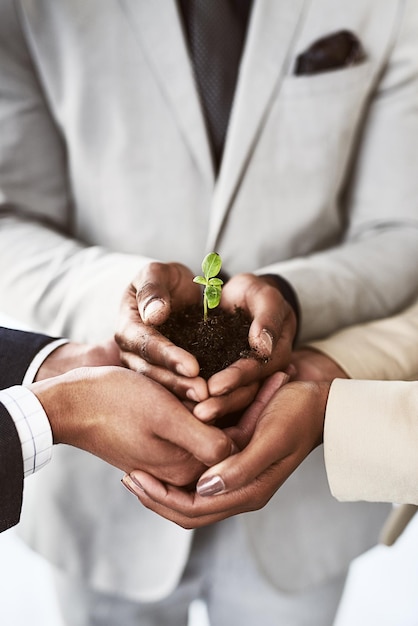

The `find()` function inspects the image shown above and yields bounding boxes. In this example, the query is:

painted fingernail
[259,329,273,355]
[122,474,144,497]
[130,473,145,491]
[196,475,226,497]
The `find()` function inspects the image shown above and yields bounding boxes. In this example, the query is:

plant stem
[203,293,208,323]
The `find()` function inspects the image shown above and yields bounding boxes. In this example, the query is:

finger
[120,352,208,401]
[193,381,259,422]
[122,471,259,529]
[118,321,200,377]
[122,475,222,528]
[207,356,272,397]
[224,371,289,449]
[195,422,290,499]
[239,371,289,428]
[196,384,314,497]
[135,262,201,325]
[222,275,283,356]
[244,277,298,359]
[130,262,174,325]
[124,465,290,529]
[246,296,286,358]
[153,404,235,468]
[138,452,205,487]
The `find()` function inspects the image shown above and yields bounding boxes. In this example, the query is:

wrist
[35,339,120,381]
[260,274,300,344]
[315,380,332,446]
[292,347,348,382]
[30,369,92,445]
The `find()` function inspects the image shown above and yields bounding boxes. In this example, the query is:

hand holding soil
[116,261,209,402]
[116,257,297,422]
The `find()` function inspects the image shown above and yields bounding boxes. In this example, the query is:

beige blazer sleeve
[309,298,418,381]
[310,299,418,504]
[324,378,418,504]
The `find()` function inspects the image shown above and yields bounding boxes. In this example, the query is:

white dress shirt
[0,338,68,476]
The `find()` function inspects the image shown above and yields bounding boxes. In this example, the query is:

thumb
[131,264,173,325]
[141,296,168,325]
[226,371,289,450]
[195,439,273,497]
[196,405,286,498]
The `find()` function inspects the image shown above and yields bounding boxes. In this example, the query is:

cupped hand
[193,273,298,422]
[31,366,234,486]
[115,261,209,403]
[120,373,328,529]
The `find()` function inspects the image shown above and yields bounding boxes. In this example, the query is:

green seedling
[193,252,224,322]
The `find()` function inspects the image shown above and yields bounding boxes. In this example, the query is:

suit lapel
[207,0,307,252]
[118,0,215,186]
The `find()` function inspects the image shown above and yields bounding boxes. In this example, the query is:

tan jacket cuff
[324,379,418,504]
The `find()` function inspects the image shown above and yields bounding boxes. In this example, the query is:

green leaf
[193,276,207,286]
[193,252,224,320]
[202,252,222,280]
[206,284,222,309]
[208,277,224,287]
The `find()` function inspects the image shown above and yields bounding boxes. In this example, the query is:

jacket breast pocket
[261,60,375,203]
[281,60,373,97]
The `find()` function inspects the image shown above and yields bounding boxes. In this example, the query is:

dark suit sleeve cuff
[0,403,24,532]
[0,327,59,389]
[260,274,301,344]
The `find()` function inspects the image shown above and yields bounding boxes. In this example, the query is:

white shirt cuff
[22,338,69,385]
[0,386,53,477]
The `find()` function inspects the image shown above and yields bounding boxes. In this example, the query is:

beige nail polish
[121,474,144,497]
[196,475,226,497]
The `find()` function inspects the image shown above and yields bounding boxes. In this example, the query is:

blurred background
[1,512,418,625]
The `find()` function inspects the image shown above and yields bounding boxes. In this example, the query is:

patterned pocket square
[295,29,366,76]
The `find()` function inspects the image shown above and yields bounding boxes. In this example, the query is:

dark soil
[158,304,259,379]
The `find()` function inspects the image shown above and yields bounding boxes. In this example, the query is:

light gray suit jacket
[1,0,418,601]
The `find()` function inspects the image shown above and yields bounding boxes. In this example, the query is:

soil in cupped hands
[158,304,261,380]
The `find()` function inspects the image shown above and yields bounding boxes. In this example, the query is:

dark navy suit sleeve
[0,403,24,532]
[0,326,58,389]
[0,326,59,532]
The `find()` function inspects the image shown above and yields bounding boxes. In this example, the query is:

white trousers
[54,516,347,626]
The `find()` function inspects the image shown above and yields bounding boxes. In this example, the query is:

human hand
[115,261,209,403]
[290,348,348,382]
[193,273,298,422]
[116,267,297,422]
[120,374,328,529]
[30,367,233,485]
[35,338,121,381]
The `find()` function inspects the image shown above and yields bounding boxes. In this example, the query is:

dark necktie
[178,0,252,173]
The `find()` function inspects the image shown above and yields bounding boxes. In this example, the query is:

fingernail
[130,473,145,491]
[230,442,239,455]
[142,298,164,321]
[196,475,226,497]
[121,474,144,497]
[259,329,273,356]
[186,388,200,403]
